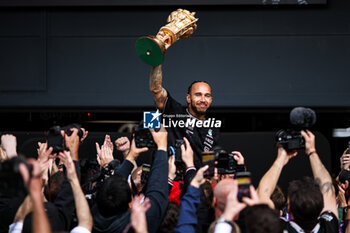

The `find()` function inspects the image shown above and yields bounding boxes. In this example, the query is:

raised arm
[257,147,297,208]
[59,151,92,232]
[150,65,168,110]
[301,130,338,218]
[19,159,52,233]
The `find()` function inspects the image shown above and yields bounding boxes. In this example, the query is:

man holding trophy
[136,9,220,169]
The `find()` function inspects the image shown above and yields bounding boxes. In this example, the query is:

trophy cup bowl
[136,9,198,66]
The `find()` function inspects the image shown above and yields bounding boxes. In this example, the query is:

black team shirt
[162,93,221,168]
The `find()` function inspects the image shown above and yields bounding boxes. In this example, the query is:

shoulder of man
[163,91,185,114]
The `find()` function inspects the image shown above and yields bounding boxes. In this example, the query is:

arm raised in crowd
[59,151,92,232]
[19,159,52,233]
[150,65,168,110]
[174,165,208,233]
[257,146,297,208]
[301,130,338,218]
[131,194,151,233]
[53,128,81,230]
[143,126,169,233]
[114,138,148,177]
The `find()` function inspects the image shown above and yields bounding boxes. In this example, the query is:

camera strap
[289,221,320,233]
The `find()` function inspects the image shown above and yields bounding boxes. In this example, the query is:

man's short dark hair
[271,185,286,211]
[288,177,324,223]
[44,171,64,202]
[96,175,131,217]
[245,204,282,233]
[187,81,210,94]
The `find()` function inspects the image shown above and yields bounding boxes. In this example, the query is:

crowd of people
[0,125,349,233]
[0,64,349,233]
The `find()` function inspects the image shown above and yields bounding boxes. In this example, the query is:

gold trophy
[136,9,198,66]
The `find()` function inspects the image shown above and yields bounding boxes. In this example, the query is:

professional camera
[275,107,316,151]
[275,129,305,151]
[215,149,237,174]
[0,157,31,196]
[46,123,84,153]
[134,123,154,149]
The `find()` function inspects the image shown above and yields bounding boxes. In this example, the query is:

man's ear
[186,94,191,105]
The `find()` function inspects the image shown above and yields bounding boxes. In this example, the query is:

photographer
[92,126,169,233]
[257,130,338,232]
[149,65,220,169]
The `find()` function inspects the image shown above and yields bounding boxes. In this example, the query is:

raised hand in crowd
[131,194,151,233]
[18,159,52,233]
[125,138,149,164]
[64,128,80,161]
[190,165,208,188]
[115,136,130,157]
[59,151,93,232]
[168,155,176,182]
[257,145,297,208]
[220,180,248,221]
[301,130,338,217]
[102,134,113,153]
[1,134,17,159]
[96,143,114,168]
[181,137,194,168]
[80,128,88,143]
[149,126,167,151]
[340,148,350,171]
[232,151,245,165]
[37,142,54,186]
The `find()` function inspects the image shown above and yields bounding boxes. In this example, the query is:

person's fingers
[69,128,79,139]
[95,142,101,155]
[183,137,190,149]
[198,164,209,174]
[231,151,242,158]
[47,147,53,155]
[138,147,149,153]
[143,198,151,211]
[168,154,175,164]
[231,180,239,197]
[300,130,307,138]
[180,144,186,157]
[249,185,259,201]
[242,197,256,206]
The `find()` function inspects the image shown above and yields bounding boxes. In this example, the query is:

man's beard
[190,101,207,117]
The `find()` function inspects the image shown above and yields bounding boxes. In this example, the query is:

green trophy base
[135,36,165,66]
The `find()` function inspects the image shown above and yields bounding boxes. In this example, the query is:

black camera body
[215,149,237,174]
[47,124,84,153]
[0,157,32,196]
[134,125,154,149]
[275,107,316,152]
[275,129,305,151]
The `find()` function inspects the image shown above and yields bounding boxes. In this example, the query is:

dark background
[1,0,350,188]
